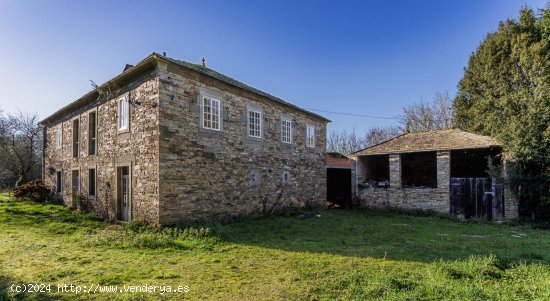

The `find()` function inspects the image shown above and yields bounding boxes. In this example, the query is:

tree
[363,125,402,146]
[327,126,402,155]
[400,91,454,133]
[454,7,550,217]
[0,110,43,189]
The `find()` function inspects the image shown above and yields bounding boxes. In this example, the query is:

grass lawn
[1,193,549,300]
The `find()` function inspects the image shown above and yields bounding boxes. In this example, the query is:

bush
[13,180,54,203]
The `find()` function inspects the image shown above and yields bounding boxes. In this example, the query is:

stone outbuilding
[40,53,330,225]
[352,129,518,221]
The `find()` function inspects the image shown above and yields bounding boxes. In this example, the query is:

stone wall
[157,62,328,224]
[356,151,450,213]
[43,70,161,223]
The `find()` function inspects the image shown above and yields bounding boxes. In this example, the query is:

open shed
[352,129,518,221]
[326,152,355,208]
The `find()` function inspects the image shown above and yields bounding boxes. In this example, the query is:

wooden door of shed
[450,178,504,221]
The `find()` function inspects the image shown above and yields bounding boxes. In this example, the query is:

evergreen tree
[454,7,550,217]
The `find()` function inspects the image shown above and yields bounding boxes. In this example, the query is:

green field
[1,193,549,300]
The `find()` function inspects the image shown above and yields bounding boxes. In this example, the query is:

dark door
[117,166,130,221]
[71,170,80,207]
[327,168,352,208]
[450,177,504,220]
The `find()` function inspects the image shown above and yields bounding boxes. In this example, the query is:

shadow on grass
[213,208,550,264]
[2,194,549,265]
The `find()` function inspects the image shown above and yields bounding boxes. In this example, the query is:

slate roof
[40,52,330,125]
[158,54,330,122]
[352,129,501,156]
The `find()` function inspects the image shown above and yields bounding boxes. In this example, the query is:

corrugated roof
[40,53,330,125]
[352,129,501,156]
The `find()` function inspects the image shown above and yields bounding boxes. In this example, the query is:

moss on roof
[353,129,501,156]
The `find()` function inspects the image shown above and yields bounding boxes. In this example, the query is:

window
[88,168,96,197]
[56,126,62,149]
[202,97,221,130]
[281,118,292,144]
[249,170,260,187]
[306,125,315,148]
[282,171,291,185]
[88,112,97,155]
[118,96,129,131]
[56,171,62,193]
[248,109,262,138]
[72,119,79,158]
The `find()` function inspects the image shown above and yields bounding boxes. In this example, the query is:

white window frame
[282,170,291,185]
[281,118,292,144]
[201,96,221,131]
[118,96,129,132]
[306,124,315,148]
[56,125,62,149]
[247,109,262,138]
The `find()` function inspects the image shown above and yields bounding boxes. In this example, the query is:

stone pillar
[436,151,450,192]
[389,154,401,188]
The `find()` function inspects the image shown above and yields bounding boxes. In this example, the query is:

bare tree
[400,91,454,132]
[0,110,42,189]
[327,126,402,155]
[363,125,402,146]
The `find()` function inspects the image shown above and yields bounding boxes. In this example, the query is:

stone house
[40,53,330,225]
[352,129,519,221]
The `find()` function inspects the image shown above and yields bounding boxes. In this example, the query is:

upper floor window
[88,111,97,155]
[248,109,262,138]
[306,125,315,148]
[118,96,129,131]
[281,118,292,144]
[202,96,221,131]
[72,119,80,158]
[56,126,62,149]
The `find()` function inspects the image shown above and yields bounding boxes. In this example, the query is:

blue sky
[0,0,546,133]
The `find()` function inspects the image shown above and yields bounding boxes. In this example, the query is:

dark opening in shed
[327,168,352,208]
[401,151,437,188]
[450,148,501,178]
[326,152,353,208]
[362,154,389,186]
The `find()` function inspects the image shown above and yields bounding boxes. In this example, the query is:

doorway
[450,177,504,220]
[117,166,130,222]
[327,168,352,208]
[71,170,80,207]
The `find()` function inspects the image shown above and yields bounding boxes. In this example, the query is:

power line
[305,108,400,120]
